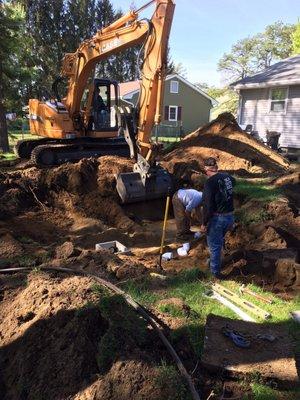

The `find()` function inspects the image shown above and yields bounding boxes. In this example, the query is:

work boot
[212,272,226,280]
[204,269,226,281]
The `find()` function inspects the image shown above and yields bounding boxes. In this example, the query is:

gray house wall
[124,77,213,136]
[239,86,300,149]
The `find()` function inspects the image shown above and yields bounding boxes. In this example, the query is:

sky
[112,0,300,86]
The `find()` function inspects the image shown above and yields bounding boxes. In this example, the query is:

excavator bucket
[116,165,173,204]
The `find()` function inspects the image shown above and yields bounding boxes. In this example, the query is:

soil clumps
[0,156,135,231]
[0,131,299,399]
[163,113,290,178]
[0,272,178,400]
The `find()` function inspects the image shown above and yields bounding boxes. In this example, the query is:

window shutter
[164,106,169,121]
[178,106,182,120]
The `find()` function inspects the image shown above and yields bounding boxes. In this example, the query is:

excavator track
[14,138,52,158]
[30,138,130,166]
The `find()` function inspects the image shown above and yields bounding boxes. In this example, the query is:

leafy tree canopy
[292,20,300,55]
[218,21,295,82]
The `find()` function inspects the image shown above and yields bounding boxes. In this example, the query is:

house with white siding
[231,55,300,152]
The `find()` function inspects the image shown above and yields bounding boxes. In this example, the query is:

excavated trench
[0,153,298,292]
[0,113,299,399]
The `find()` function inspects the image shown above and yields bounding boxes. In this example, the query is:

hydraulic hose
[0,266,201,400]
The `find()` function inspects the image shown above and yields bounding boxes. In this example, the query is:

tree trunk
[0,64,9,153]
[0,99,9,154]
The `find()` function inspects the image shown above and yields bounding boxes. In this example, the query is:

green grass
[154,360,192,400]
[96,294,150,372]
[1,152,16,160]
[0,130,39,161]
[251,383,300,400]
[123,278,162,305]
[235,179,282,202]
[123,269,300,396]
[234,179,283,225]
[235,207,270,226]
[8,130,39,146]
[156,136,181,143]
[157,303,185,318]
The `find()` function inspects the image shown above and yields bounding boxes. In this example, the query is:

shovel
[158,189,171,269]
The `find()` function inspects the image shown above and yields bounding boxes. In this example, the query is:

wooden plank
[201,314,299,388]
[212,283,271,320]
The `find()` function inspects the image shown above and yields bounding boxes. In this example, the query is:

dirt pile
[0,233,24,258]
[0,157,154,278]
[221,197,300,292]
[272,172,300,209]
[0,272,181,400]
[163,112,290,177]
[0,156,137,232]
[49,247,146,280]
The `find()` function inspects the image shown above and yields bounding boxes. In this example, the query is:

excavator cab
[85,78,120,136]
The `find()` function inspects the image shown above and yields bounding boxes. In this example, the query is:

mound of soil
[272,172,300,209]
[0,272,179,400]
[0,233,24,258]
[0,156,137,232]
[163,113,290,177]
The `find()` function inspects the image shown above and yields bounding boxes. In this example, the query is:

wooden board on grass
[201,314,299,388]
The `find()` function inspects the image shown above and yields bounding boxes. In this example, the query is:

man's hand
[199,224,207,233]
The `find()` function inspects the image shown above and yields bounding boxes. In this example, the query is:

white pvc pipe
[212,291,256,322]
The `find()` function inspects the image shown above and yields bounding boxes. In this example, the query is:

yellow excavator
[16,0,175,203]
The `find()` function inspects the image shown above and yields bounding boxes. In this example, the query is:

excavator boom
[20,0,175,203]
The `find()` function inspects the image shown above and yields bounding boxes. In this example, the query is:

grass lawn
[156,136,181,143]
[234,179,283,226]
[0,130,40,160]
[2,130,181,160]
[234,179,282,202]
[120,269,300,399]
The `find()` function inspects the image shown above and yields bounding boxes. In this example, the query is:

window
[269,87,288,113]
[170,80,179,93]
[168,105,178,121]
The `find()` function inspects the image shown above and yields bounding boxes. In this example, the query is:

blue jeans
[207,214,234,275]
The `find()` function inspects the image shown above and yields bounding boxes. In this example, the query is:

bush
[7,118,29,131]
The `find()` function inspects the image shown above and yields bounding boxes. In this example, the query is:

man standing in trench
[172,184,203,240]
[200,157,235,279]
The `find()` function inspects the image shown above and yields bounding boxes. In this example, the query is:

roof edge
[231,79,300,90]
[121,73,218,106]
[166,74,218,105]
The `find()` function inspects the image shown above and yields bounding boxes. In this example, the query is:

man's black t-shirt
[202,172,235,225]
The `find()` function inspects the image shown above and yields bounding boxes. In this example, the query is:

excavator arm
[61,0,175,161]
[23,1,175,202]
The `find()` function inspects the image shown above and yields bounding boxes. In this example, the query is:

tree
[194,83,239,117]
[218,21,295,82]
[292,20,300,54]
[218,37,257,82]
[255,21,295,69]
[166,46,176,75]
[24,0,70,91]
[0,2,24,152]
[172,62,187,78]
[22,0,140,89]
